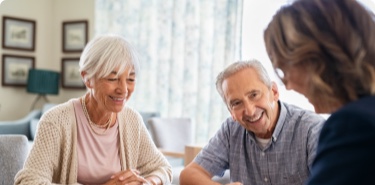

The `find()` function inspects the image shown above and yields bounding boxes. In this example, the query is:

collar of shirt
[246,101,287,148]
[271,100,287,142]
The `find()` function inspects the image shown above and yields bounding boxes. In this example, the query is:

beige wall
[0,0,94,120]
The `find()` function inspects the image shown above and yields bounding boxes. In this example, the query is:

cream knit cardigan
[14,99,172,185]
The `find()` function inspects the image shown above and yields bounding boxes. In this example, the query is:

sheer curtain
[95,0,243,142]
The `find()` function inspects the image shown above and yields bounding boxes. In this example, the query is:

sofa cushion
[0,135,29,185]
[30,118,39,140]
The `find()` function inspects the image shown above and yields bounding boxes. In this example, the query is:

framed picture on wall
[2,54,35,87]
[61,58,85,89]
[62,20,88,53]
[2,16,36,51]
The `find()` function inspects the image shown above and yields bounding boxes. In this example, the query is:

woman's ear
[81,71,92,88]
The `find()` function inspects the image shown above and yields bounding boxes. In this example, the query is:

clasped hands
[104,169,156,185]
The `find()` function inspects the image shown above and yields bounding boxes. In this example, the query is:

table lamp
[27,69,60,110]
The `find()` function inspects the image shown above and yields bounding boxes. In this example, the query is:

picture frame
[2,54,35,87]
[61,58,85,89]
[62,20,88,53]
[2,16,36,51]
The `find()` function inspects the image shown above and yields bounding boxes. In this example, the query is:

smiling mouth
[245,111,264,123]
[110,96,124,101]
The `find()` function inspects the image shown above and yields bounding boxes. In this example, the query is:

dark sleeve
[307,109,375,185]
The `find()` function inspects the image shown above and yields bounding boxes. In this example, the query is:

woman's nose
[116,80,128,94]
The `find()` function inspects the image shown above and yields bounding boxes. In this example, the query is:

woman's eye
[127,78,135,82]
[108,78,118,81]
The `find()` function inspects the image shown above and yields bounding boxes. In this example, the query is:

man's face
[222,68,279,138]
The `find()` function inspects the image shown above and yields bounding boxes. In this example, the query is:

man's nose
[243,100,256,116]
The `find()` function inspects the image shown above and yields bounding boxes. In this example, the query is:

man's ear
[228,107,237,121]
[231,113,236,122]
[271,81,279,101]
[225,102,237,121]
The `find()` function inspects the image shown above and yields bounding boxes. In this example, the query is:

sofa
[0,110,41,141]
[0,105,159,141]
[0,135,29,185]
[0,103,56,141]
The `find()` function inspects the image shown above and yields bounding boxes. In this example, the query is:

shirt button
[261,152,265,156]
[264,177,268,182]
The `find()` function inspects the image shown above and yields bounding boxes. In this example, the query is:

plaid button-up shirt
[195,101,325,185]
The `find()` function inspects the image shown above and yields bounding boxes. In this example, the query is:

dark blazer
[307,96,375,185]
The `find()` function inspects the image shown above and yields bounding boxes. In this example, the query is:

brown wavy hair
[264,0,375,111]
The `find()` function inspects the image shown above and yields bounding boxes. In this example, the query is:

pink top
[73,99,121,184]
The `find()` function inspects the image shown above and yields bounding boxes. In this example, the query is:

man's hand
[180,162,220,185]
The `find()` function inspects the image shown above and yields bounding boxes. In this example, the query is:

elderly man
[180,60,325,185]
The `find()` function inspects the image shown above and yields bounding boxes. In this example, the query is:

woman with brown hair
[264,0,375,184]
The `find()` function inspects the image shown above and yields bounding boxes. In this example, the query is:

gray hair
[79,34,140,81]
[216,59,272,102]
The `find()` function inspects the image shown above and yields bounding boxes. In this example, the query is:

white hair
[216,59,272,102]
[79,34,140,81]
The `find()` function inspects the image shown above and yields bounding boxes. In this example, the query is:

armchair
[148,118,230,184]
[139,111,160,130]
[147,117,194,184]
[148,117,194,158]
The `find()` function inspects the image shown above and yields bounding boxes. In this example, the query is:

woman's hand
[104,169,150,185]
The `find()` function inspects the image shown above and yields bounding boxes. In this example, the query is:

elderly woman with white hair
[15,34,172,185]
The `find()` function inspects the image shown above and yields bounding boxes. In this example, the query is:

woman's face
[277,64,333,113]
[279,65,309,98]
[87,66,136,113]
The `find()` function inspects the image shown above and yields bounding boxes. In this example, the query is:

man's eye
[108,78,118,81]
[231,101,241,107]
[250,92,259,99]
[127,78,135,82]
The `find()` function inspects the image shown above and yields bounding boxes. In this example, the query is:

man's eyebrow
[247,89,260,95]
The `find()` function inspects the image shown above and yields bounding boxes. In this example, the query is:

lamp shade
[27,69,60,95]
